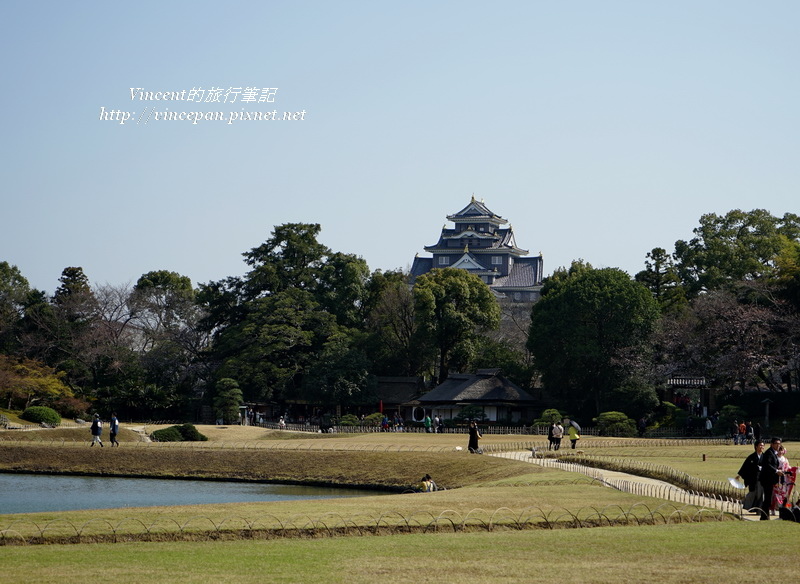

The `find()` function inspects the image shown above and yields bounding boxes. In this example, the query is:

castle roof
[410,197,544,299]
[447,196,507,226]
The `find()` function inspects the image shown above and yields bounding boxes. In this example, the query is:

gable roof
[447,197,507,225]
[374,377,425,404]
[417,371,535,405]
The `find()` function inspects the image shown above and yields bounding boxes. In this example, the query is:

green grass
[1,430,797,583]
[2,522,798,583]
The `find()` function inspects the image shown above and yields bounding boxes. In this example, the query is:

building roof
[492,257,542,289]
[447,197,507,225]
[417,370,535,405]
[410,198,544,296]
[374,376,425,404]
[410,256,433,277]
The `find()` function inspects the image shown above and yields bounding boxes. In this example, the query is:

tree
[0,355,73,409]
[53,267,95,313]
[213,288,339,402]
[131,271,208,409]
[213,378,243,424]
[205,224,372,407]
[0,262,33,353]
[635,247,687,313]
[131,270,194,338]
[471,335,535,390]
[300,330,373,408]
[315,251,370,328]
[654,290,793,393]
[413,268,500,383]
[241,223,329,298]
[364,271,428,376]
[674,209,800,297]
[527,267,660,416]
[775,239,800,310]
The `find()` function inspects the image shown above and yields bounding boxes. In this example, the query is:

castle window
[439,256,450,265]
[491,256,502,265]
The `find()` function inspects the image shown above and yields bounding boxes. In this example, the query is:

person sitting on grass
[417,474,437,492]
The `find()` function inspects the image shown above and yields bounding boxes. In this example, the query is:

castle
[410,197,544,302]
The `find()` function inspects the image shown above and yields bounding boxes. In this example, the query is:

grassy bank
[2,522,798,583]
[0,443,536,489]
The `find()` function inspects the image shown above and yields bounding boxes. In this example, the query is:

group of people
[89,413,120,447]
[547,419,581,451]
[423,414,446,433]
[736,437,796,519]
[731,419,762,445]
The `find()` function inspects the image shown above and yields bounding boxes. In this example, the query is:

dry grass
[0,442,537,489]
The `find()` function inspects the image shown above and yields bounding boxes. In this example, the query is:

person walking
[109,412,120,446]
[759,437,785,520]
[467,420,482,454]
[565,419,580,449]
[552,421,564,451]
[90,414,103,447]
[736,440,765,512]
[754,423,763,444]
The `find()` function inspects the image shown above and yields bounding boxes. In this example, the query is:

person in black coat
[467,420,482,453]
[737,440,765,511]
[759,437,785,520]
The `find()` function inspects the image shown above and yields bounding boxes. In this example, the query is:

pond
[0,473,389,515]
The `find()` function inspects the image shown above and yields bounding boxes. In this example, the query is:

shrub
[594,411,636,437]
[51,396,91,420]
[363,412,384,427]
[338,414,360,426]
[533,408,563,425]
[20,406,61,426]
[151,423,208,442]
[176,423,208,441]
[151,426,183,442]
[455,405,488,423]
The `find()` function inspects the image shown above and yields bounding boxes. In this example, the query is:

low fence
[493,450,746,517]
[0,500,735,546]
[0,417,751,441]
[255,421,738,439]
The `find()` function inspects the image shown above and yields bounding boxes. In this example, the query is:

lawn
[2,425,797,583]
[2,522,798,583]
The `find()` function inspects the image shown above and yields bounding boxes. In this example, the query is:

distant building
[410,197,544,302]
[414,369,537,423]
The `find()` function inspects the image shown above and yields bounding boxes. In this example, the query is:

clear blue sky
[2,1,798,294]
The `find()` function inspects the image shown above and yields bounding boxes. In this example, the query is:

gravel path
[490,450,770,521]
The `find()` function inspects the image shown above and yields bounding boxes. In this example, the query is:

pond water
[0,473,388,515]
